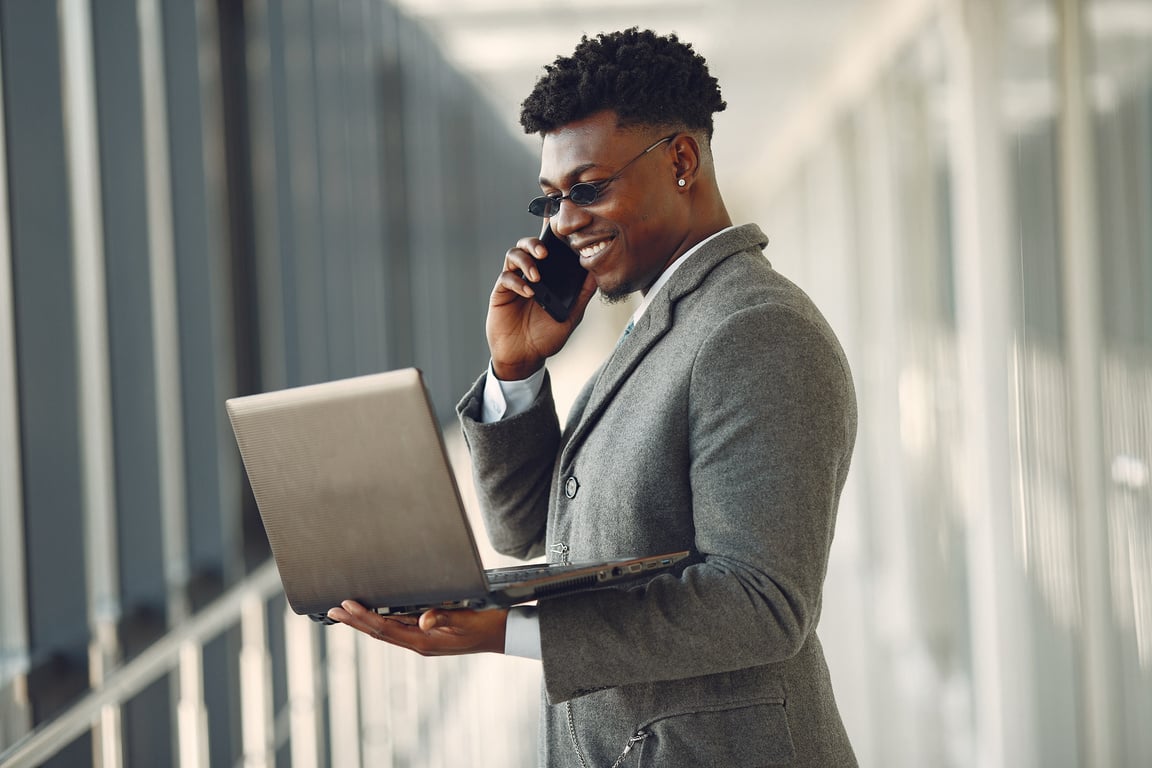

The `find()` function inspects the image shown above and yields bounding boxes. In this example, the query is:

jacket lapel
[560,224,769,463]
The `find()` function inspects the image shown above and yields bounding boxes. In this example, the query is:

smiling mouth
[578,239,612,259]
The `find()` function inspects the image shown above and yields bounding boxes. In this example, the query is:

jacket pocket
[635,697,795,767]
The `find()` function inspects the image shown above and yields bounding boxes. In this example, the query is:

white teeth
[579,241,609,258]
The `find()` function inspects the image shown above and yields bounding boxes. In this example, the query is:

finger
[369,616,428,644]
[504,243,543,282]
[345,606,507,656]
[513,236,547,261]
[327,601,377,629]
[329,601,413,636]
[418,610,441,632]
[353,604,422,630]
[374,613,420,627]
[335,599,383,624]
[418,609,463,634]
[494,269,536,300]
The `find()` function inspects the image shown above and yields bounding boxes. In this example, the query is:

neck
[676,191,733,260]
[638,176,732,296]
[640,213,734,297]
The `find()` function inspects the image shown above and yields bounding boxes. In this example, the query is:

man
[329,28,858,766]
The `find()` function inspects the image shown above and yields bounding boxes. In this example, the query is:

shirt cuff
[480,362,546,423]
[504,605,541,660]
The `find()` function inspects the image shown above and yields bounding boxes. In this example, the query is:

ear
[670,134,702,190]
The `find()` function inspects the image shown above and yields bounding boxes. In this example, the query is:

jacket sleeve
[536,304,858,703]
[456,369,562,560]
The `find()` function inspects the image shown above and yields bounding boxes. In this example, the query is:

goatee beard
[598,285,636,305]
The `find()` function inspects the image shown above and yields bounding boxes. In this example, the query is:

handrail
[0,560,282,768]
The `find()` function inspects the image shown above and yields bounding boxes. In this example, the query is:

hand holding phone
[520,223,589,323]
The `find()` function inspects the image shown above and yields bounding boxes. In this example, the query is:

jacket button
[564,476,579,499]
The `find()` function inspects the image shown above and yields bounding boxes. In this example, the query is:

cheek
[627,190,676,227]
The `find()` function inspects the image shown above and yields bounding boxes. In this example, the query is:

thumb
[419,610,447,632]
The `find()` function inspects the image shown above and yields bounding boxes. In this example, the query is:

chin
[598,283,636,305]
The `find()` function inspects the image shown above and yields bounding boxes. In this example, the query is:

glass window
[882,24,973,767]
[1088,0,1152,760]
[999,0,1083,763]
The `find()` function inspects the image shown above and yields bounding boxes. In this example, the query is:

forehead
[538,111,636,186]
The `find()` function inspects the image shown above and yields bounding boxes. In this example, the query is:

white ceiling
[392,0,879,195]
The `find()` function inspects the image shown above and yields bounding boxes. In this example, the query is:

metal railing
[0,562,281,767]
[0,554,541,768]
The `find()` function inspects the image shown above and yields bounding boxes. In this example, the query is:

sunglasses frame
[528,134,677,218]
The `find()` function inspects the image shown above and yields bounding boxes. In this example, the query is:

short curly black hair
[520,28,726,139]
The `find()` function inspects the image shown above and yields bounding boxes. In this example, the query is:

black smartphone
[522,223,589,322]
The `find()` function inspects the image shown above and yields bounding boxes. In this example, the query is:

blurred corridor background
[0,0,1149,766]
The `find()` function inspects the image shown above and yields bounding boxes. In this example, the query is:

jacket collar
[563,223,770,462]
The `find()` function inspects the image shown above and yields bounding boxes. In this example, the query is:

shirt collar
[629,226,736,327]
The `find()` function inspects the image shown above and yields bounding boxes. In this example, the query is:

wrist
[491,359,544,382]
[490,609,509,654]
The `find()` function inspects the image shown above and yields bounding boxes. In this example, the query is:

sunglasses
[528,134,677,218]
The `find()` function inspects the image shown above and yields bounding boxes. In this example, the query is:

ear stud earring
[677,178,686,187]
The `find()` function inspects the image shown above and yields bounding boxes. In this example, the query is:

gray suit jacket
[458,224,858,767]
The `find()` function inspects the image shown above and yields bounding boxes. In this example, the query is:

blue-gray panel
[160,0,233,585]
[397,21,453,416]
[1095,90,1152,346]
[214,0,268,575]
[90,0,179,748]
[313,0,355,380]
[259,0,298,388]
[439,71,484,395]
[279,0,329,386]
[377,2,414,371]
[90,0,166,615]
[0,0,88,659]
[203,629,242,768]
[121,677,174,766]
[215,0,259,404]
[1011,123,1064,340]
[342,0,386,377]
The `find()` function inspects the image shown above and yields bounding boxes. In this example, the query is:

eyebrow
[539,162,602,190]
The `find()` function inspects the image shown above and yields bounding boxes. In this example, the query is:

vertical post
[177,643,210,768]
[92,700,123,768]
[326,628,362,768]
[358,641,393,765]
[58,0,122,764]
[239,595,273,768]
[138,0,192,627]
[284,609,321,768]
[1056,0,1117,763]
[0,12,32,752]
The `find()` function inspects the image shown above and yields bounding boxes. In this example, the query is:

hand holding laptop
[225,368,687,622]
[326,600,508,656]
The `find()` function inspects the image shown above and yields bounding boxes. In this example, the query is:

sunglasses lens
[568,183,599,206]
[528,182,600,217]
[528,197,558,217]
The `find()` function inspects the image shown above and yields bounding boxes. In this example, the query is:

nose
[548,197,590,238]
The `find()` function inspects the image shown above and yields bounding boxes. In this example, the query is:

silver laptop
[225,368,687,622]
